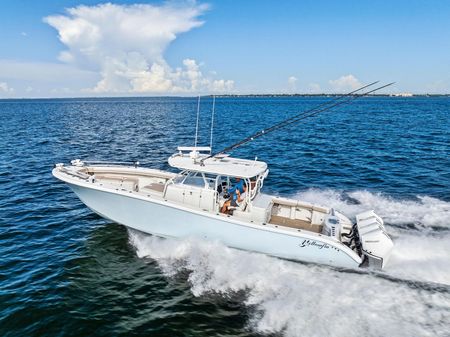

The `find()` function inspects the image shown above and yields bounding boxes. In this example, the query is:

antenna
[209,95,216,153]
[194,95,201,147]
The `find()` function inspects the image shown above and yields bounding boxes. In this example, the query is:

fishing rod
[238,80,379,146]
[200,81,378,163]
[260,81,395,138]
[218,81,378,151]
[200,81,394,164]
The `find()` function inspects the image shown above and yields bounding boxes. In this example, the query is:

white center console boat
[53,146,394,269]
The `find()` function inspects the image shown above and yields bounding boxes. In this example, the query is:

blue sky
[0,0,449,97]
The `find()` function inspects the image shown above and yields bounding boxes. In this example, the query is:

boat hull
[67,182,362,269]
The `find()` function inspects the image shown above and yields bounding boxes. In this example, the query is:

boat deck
[70,165,349,238]
[269,215,323,233]
[142,182,166,193]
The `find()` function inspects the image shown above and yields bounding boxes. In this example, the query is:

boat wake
[293,189,450,285]
[128,189,450,337]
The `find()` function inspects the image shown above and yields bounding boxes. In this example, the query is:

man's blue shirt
[228,180,245,200]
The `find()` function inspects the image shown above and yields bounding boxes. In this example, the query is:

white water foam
[386,231,450,285]
[129,232,450,337]
[128,190,450,336]
[292,189,450,285]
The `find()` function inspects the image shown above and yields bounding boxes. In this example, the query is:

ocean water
[0,96,449,337]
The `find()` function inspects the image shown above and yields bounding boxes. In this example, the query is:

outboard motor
[323,209,341,240]
[355,210,394,269]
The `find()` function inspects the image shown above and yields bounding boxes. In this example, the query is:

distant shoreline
[0,93,449,100]
[214,93,450,98]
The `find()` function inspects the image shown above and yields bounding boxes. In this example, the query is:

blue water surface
[0,96,449,336]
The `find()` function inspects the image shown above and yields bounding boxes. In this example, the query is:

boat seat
[252,193,273,209]
[228,201,247,213]
[164,184,216,212]
[94,174,139,191]
[273,197,329,213]
[143,183,165,193]
[226,197,248,216]
[269,215,323,233]
[273,197,297,207]
[311,210,326,225]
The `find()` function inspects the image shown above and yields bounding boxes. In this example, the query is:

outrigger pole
[194,95,201,148]
[209,95,216,152]
[200,81,394,165]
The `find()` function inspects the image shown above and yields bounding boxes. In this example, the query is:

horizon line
[0,93,449,100]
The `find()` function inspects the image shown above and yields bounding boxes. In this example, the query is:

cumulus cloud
[44,2,234,94]
[0,82,14,95]
[329,74,362,92]
[287,76,298,92]
[308,82,321,94]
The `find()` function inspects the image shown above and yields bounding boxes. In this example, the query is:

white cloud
[287,76,298,92]
[44,2,233,94]
[308,83,321,93]
[0,82,14,95]
[211,79,234,92]
[329,74,362,92]
[288,76,297,85]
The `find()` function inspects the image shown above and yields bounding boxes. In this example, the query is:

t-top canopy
[168,151,268,178]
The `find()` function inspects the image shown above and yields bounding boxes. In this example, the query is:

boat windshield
[173,169,267,201]
[174,171,217,189]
